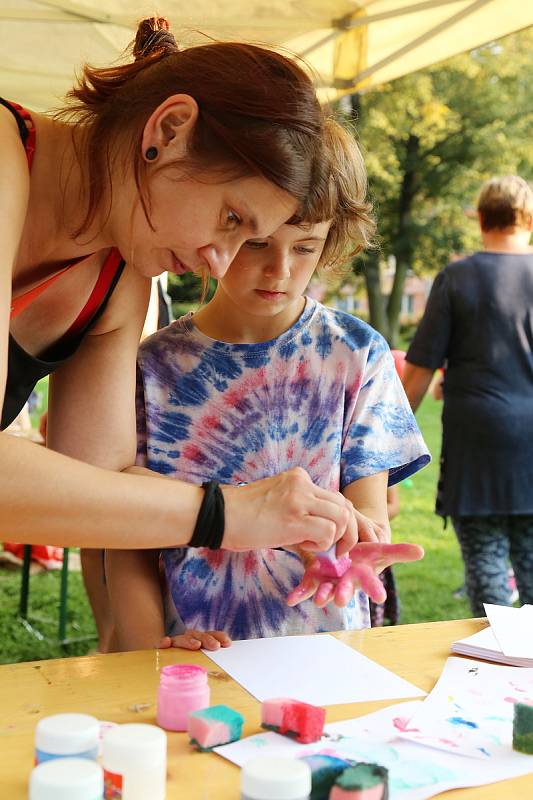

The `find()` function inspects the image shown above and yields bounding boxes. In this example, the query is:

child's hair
[313,118,375,270]
[477,175,533,232]
[56,16,328,237]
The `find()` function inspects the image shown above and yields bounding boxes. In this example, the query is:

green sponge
[513,702,533,754]
[331,763,389,799]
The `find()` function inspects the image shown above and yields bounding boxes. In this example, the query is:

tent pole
[299,0,467,58]
[334,0,494,89]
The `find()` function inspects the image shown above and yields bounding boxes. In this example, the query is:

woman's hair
[314,118,375,271]
[57,16,327,237]
[477,175,533,231]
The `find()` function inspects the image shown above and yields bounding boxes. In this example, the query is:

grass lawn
[0,394,470,665]
[393,396,470,623]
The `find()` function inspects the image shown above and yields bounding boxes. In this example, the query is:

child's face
[218,220,331,317]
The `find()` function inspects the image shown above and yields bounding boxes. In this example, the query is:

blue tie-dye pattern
[279,338,298,360]
[149,409,191,444]
[316,323,333,359]
[137,298,430,640]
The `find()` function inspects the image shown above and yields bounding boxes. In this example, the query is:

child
[106,120,429,650]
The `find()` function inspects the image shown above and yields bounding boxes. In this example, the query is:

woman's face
[125,171,298,280]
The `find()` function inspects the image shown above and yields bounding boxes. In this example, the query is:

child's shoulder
[312,302,389,354]
[137,314,201,366]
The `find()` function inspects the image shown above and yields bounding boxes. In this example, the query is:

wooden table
[1,618,532,799]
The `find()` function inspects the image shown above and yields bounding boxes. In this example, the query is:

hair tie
[133,17,178,62]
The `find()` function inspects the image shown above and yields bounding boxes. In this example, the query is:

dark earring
[145,146,158,161]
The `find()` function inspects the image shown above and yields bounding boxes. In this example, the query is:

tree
[349,28,533,346]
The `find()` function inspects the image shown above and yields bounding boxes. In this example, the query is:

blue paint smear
[391,760,457,790]
[447,716,479,729]
[478,747,491,757]
[332,738,399,768]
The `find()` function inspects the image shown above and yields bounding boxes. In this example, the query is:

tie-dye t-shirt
[136,298,430,639]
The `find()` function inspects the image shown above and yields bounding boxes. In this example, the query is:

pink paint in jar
[156,664,210,731]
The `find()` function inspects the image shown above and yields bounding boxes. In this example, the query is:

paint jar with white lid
[29,757,103,800]
[102,723,167,800]
[241,756,311,800]
[34,713,100,764]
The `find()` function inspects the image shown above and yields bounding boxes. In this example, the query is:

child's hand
[158,630,232,651]
[286,542,424,608]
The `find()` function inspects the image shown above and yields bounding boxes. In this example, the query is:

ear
[141,94,199,163]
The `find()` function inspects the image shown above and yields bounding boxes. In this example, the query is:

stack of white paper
[451,604,533,667]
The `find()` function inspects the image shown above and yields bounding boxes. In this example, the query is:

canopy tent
[1,1,532,109]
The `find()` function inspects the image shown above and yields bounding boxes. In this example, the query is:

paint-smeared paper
[204,634,425,705]
[397,657,533,758]
[215,700,533,800]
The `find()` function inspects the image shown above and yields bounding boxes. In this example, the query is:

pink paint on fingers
[314,581,335,607]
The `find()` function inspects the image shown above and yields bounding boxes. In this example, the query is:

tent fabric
[1,1,532,109]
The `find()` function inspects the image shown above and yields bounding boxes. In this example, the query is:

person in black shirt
[403,176,533,615]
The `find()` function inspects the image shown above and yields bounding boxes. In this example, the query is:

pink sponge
[188,705,244,751]
[315,546,352,578]
[261,698,326,744]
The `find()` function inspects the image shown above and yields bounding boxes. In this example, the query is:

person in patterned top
[106,121,429,650]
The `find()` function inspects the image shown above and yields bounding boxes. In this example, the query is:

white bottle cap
[102,723,167,770]
[35,713,100,756]
[29,758,103,800]
[241,756,311,800]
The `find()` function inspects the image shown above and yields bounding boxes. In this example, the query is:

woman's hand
[222,468,357,555]
[286,541,424,608]
[158,630,232,651]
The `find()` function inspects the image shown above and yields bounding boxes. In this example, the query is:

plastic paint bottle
[156,663,210,731]
[29,757,104,799]
[102,723,167,800]
[34,713,100,764]
[241,756,312,800]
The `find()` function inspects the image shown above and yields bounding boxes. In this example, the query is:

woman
[403,175,533,615]
[1,18,357,649]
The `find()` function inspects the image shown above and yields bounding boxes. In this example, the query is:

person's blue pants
[452,514,533,616]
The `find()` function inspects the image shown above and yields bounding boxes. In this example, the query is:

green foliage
[167,272,216,319]
[348,29,533,343]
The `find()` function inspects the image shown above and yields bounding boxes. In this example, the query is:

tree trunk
[362,251,389,339]
[386,133,419,347]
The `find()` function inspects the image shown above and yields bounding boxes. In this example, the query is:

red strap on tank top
[10,260,85,320]
[8,100,123,332]
[63,248,123,337]
[9,100,36,168]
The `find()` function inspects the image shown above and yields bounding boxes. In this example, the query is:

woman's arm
[0,105,31,408]
[402,362,435,413]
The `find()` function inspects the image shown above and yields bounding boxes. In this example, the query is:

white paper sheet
[204,634,425,705]
[485,603,533,659]
[397,657,533,759]
[215,700,533,800]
